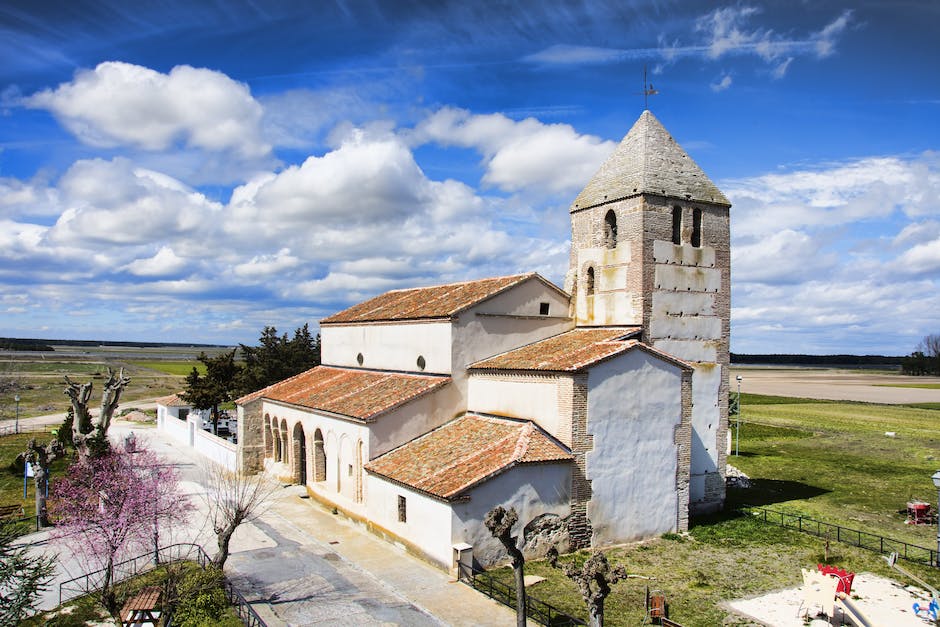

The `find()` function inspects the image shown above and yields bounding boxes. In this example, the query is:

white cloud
[123,246,189,277]
[711,74,733,92]
[732,229,831,284]
[411,107,615,194]
[233,249,302,279]
[27,61,270,158]
[896,238,940,276]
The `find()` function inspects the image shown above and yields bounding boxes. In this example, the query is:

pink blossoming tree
[49,443,190,618]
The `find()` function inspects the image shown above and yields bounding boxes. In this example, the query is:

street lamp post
[932,470,940,567]
[735,376,742,457]
[14,394,20,435]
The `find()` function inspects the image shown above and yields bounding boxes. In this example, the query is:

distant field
[874,382,940,389]
[129,360,206,376]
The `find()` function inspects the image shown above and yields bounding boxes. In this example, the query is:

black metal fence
[56,542,266,626]
[740,506,939,568]
[458,562,585,626]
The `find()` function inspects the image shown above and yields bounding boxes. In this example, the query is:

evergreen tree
[182,350,241,435]
[238,324,320,394]
[0,521,55,623]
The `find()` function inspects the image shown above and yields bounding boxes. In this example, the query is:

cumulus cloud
[411,107,615,194]
[27,61,270,157]
[123,246,189,277]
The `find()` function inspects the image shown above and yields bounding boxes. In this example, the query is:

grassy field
[492,393,940,625]
[1,355,198,420]
[875,383,940,389]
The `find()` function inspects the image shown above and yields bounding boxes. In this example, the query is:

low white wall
[159,412,191,446]
[193,428,237,471]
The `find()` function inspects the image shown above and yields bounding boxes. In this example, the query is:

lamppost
[932,470,940,567]
[735,375,742,457]
[14,394,20,434]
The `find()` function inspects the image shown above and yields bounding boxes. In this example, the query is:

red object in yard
[818,564,855,595]
[907,501,933,525]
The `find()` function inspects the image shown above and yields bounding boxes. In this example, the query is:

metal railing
[458,562,585,626]
[740,506,938,568]
[56,542,266,626]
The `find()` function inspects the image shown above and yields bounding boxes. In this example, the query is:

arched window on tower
[692,207,703,248]
[586,267,595,296]
[604,210,617,249]
[672,206,682,245]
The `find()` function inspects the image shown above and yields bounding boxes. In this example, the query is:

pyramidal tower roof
[571,110,730,212]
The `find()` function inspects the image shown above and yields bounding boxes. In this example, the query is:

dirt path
[730,368,940,404]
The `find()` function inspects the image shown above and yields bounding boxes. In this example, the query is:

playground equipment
[884,552,940,623]
[800,565,874,626]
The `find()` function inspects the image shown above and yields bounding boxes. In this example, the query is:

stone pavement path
[25,417,515,626]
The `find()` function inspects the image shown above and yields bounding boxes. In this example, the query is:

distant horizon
[2,1,937,354]
[0,336,913,360]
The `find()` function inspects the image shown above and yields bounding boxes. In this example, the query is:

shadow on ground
[726,479,831,508]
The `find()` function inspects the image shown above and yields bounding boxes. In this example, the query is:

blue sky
[1,0,938,354]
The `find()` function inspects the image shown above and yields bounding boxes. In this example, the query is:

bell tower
[565,110,732,514]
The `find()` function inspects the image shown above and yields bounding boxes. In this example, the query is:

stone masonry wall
[567,372,593,549]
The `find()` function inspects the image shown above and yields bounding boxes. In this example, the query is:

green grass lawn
[875,383,940,389]
[128,360,206,376]
[0,430,69,520]
[492,393,940,624]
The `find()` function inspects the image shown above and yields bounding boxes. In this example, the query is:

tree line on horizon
[901,334,940,376]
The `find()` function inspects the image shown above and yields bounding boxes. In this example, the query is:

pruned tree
[200,461,277,569]
[0,520,55,624]
[182,350,240,435]
[546,547,629,627]
[49,444,189,619]
[21,437,65,528]
[484,505,526,626]
[64,367,130,459]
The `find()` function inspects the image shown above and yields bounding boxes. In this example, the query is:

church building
[235,110,731,570]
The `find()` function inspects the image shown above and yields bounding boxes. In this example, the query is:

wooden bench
[0,504,24,519]
[120,586,162,627]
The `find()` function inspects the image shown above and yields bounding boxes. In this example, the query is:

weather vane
[641,65,659,110]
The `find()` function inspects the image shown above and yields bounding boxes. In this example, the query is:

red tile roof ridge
[381,273,532,294]
[234,365,321,405]
[512,422,534,460]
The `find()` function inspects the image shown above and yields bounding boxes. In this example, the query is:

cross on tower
[642,65,659,109]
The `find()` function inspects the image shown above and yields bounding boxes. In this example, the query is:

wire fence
[457,562,585,626]
[57,542,266,626]
[740,506,939,568]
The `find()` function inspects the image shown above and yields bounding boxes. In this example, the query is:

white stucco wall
[467,374,566,444]
[321,321,452,374]
[193,429,237,470]
[367,384,458,458]
[366,475,455,568]
[452,463,571,567]
[585,350,684,544]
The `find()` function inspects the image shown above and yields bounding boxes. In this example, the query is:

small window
[691,207,703,248]
[586,267,595,296]
[603,210,617,249]
[356,352,364,366]
[672,206,682,245]
[398,495,407,523]
[539,302,550,316]
[416,355,426,371]
[178,408,189,422]
[348,464,353,477]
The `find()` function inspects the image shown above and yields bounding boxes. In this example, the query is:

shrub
[172,566,240,627]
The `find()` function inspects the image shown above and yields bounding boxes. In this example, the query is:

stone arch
[604,209,617,249]
[338,435,354,500]
[280,419,289,466]
[355,439,364,503]
[263,414,273,459]
[325,431,338,491]
[313,428,326,482]
[271,420,281,462]
[292,422,306,485]
[586,266,595,296]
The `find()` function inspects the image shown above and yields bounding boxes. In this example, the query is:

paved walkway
[23,417,516,626]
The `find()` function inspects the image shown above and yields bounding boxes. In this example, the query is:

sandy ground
[728,572,936,626]
[729,368,940,405]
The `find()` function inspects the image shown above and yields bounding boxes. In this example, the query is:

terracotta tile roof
[154,393,189,407]
[321,274,544,324]
[469,327,644,372]
[365,414,571,500]
[234,366,449,422]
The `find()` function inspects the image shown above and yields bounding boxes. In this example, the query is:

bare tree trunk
[65,368,130,459]
[547,548,627,627]
[24,437,62,528]
[485,506,526,627]
[213,518,239,569]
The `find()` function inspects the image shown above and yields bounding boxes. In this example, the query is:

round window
[416,355,426,371]
[356,352,364,366]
